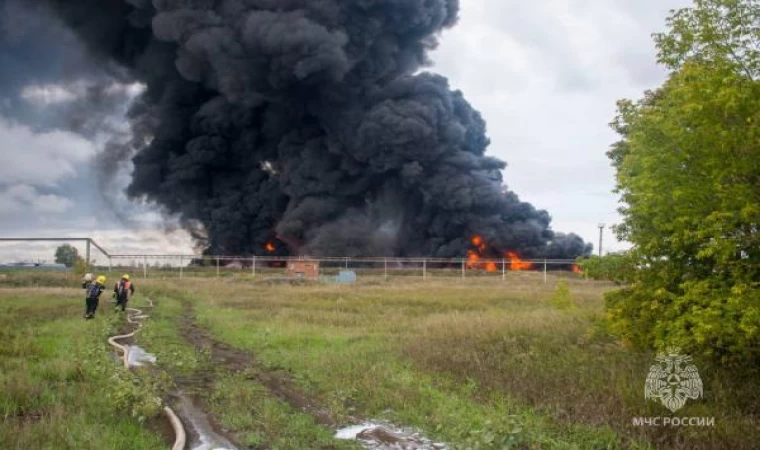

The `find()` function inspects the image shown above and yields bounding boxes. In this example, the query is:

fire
[506,252,533,271]
[572,264,582,274]
[466,235,498,272]
[264,242,276,253]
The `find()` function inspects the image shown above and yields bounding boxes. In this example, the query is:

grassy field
[0,287,169,450]
[0,271,757,449]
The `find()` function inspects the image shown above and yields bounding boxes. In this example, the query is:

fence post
[85,239,91,273]
[345,257,349,269]
[179,256,183,279]
[143,256,148,279]
[461,258,465,281]
[502,258,506,281]
[216,257,220,277]
[384,258,388,281]
[423,259,427,280]
[543,259,547,284]
[252,256,256,277]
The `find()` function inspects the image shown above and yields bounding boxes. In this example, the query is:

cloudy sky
[0,0,691,262]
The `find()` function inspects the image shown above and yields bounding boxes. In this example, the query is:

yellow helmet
[96,275,106,284]
[122,274,130,281]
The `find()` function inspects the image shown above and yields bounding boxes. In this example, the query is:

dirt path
[178,301,340,428]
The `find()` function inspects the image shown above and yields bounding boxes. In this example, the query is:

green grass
[208,372,359,450]
[152,276,759,450]
[134,285,361,449]
[3,274,758,449]
[0,288,167,450]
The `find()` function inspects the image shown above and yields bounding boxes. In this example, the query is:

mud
[336,422,448,450]
[109,299,240,450]
[173,394,238,450]
[179,304,338,427]
[178,302,448,449]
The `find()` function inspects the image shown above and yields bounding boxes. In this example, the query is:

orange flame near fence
[466,235,498,271]
[467,235,538,272]
[506,252,534,271]
[264,242,276,253]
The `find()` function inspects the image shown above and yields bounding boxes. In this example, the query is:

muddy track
[178,301,340,428]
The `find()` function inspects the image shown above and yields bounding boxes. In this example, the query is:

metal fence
[0,238,583,283]
[107,255,581,283]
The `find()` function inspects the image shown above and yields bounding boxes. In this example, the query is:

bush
[606,272,760,366]
[550,281,575,310]
[576,253,636,284]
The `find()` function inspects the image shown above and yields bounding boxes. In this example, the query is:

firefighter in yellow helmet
[113,274,135,312]
[84,275,106,319]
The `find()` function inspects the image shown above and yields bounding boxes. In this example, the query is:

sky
[0,0,692,262]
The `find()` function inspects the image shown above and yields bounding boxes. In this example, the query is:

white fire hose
[107,299,187,450]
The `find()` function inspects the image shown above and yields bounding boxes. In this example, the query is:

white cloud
[0,118,96,186]
[0,184,73,214]
[20,84,79,105]
[0,227,196,264]
[20,81,147,106]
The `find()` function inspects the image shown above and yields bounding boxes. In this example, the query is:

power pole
[598,223,605,257]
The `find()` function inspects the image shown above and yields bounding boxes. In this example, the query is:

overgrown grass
[208,372,359,450]
[135,285,360,449]
[0,288,167,449]
[0,271,80,288]
[4,274,758,449]
[156,276,759,450]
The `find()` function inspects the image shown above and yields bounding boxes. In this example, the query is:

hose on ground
[107,298,187,450]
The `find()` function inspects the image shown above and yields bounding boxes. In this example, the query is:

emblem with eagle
[645,347,703,412]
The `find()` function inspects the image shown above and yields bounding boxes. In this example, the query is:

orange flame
[572,264,582,274]
[264,242,276,253]
[466,235,498,272]
[506,252,533,271]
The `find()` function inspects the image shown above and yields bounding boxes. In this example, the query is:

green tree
[607,0,760,365]
[54,244,81,268]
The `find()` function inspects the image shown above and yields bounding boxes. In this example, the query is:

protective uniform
[113,274,135,312]
[85,276,106,319]
[82,273,94,318]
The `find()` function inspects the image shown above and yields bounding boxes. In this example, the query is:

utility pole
[598,223,605,257]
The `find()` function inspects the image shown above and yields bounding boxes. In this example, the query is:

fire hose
[107,299,187,450]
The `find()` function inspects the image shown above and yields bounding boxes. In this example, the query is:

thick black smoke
[10,0,592,258]
[0,0,138,137]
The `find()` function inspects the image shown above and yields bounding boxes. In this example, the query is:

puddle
[120,343,237,449]
[336,422,447,450]
[175,394,238,450]
[126,345,157,367]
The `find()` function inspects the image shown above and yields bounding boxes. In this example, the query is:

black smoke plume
[7,0,592,258]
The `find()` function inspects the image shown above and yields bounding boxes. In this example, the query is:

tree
[54,244,81,268]
[607,0,760,365]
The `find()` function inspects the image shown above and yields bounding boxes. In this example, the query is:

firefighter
[113,274,135,312]
[85,275,106,319]
[81,273,93,318]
